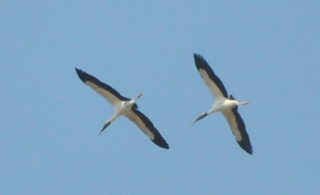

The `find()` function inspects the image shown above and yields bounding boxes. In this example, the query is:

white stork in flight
[191,54,253,154]
[75,68,169,149]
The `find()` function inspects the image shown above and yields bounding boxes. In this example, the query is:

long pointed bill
[190,113,207,126]
[99,121,111,136]
[239,101,250,106]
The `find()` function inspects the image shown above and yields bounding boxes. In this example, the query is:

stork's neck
[207,104,221,115]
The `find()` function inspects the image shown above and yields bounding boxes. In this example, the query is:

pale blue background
[1,1,320,194]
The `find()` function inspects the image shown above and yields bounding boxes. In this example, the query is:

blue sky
[1,1,320,194]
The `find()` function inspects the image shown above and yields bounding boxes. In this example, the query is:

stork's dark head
[99,121,111,136]
[191,112,208,126]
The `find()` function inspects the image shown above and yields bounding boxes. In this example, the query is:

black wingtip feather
[237,141,253,154]
[231,107,253,155]
[75,68,87,83]
[132,109,169,149]
[193,53,228,98]
[75,68,136,107]
[193,53,204,70]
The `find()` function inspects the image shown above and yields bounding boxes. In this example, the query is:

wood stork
[191,54,253,154]
[75,68,169,149]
